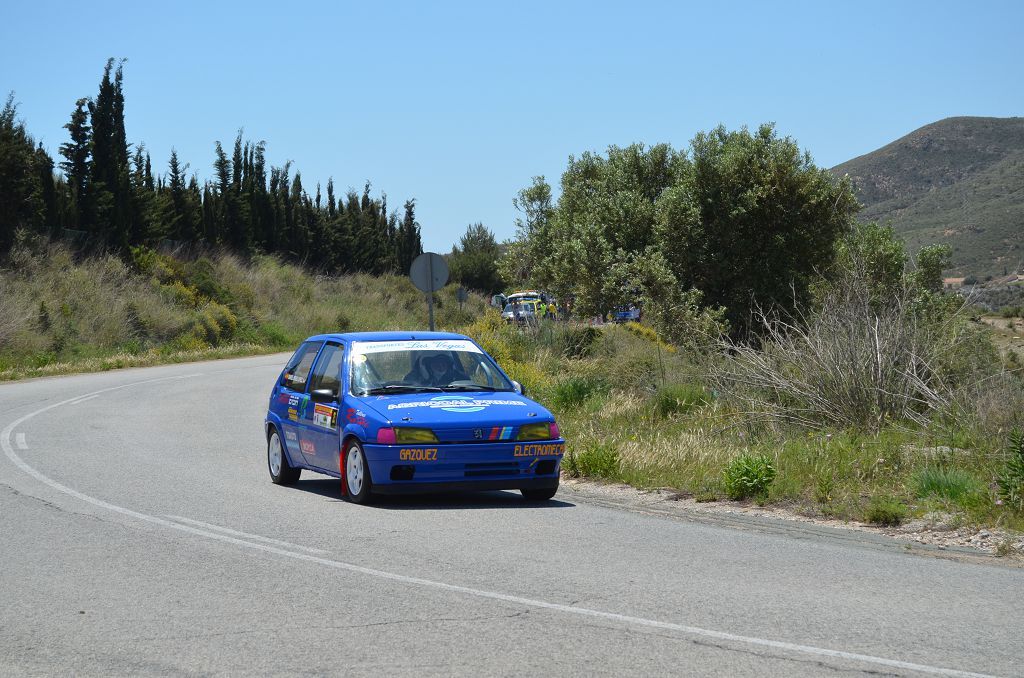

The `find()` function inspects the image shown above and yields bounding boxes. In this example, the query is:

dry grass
[0,241,488,379]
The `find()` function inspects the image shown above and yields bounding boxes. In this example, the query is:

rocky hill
[832,117,1024,276]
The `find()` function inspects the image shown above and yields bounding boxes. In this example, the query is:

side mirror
[310,388,337,403]
[512,380,525,396]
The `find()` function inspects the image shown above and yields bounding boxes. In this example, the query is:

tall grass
[0,241,487,379]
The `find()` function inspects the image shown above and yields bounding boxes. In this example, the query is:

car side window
[309,343,344,396]
[282,342,321,391]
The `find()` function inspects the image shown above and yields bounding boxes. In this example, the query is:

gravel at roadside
[561,478,1024,562]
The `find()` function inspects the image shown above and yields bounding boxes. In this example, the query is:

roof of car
[303,330,471,343]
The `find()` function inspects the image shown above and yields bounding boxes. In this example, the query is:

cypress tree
[0,94,45,249]
[89,60,114,242]
[59,97,91,231]
[326,178,336,219]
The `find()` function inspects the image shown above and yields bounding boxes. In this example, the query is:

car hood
[355,391,553,429]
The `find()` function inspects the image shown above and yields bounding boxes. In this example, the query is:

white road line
[69,394,99,405]
[0,375,1000,678]
[164,515,330,555]
[15,432,27,450]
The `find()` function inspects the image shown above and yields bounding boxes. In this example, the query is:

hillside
[832,117,1024,276]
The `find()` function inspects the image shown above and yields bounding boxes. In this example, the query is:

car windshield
[349,339,516,395]
[503,303,535,314]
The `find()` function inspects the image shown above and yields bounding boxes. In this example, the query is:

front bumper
[363,439,565,488]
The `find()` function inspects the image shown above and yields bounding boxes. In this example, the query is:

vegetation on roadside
[0,237,485,381]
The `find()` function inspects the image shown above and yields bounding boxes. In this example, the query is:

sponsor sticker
[300,439,316,455]
[387,395,526,412]
[346,408,368,426]
[284,430,298,442]
[288,407,299,422]
[399,447,438,462]
[513,443,565,457]
[351,340,482,355]
[313,403,338,429]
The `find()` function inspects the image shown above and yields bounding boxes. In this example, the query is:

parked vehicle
[612,305,641,323]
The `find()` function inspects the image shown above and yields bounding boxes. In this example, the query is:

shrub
[713,261,997,432]
[722,453,776,500]
[864,496,907,526]
[912,466,982,503]
[554,325,601,359]
[548,375,608,410]
[997,430,1024,511]
[564,441,619,479]
[188,258,230,304]
[258,321,293,348]
[654,383,709,418]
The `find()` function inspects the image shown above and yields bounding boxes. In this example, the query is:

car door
[275,341,322,466]
[302,341,345,474]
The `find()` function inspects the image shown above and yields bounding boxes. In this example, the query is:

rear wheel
[521,485,558,501]
[268,428,301,485]
[343,440,373,504]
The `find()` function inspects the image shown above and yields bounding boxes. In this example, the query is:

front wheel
[268,428,301,485]
[343,440,373,504]
[521,485,558,501]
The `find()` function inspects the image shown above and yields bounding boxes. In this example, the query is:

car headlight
[394,427,439,444]
[517,422,555,441]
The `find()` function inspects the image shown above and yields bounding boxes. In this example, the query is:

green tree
[656,124,858,333]
[0,93,46,249]
[912,243,952,294]
[449,223,504,293]
[58,97,91,229]
[394,198,421,273]
[499,176,553,285]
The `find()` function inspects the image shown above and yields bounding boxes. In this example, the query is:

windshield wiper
[363,385,443,395]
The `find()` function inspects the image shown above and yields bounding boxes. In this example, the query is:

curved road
[0,355,1020,677]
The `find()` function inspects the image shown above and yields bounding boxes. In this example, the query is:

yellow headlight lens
[517,422,551,441]
[394,427,439,444]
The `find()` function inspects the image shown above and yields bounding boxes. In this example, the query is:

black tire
[343,439,373,504]
[268,428,301,485]
[521,485,558,501]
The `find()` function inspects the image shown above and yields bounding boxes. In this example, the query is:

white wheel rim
[347,446,364,495]
[269,433,283,476]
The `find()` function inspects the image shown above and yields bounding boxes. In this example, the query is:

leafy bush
[722,453,776,500]
[997,430,1024,511]
[863,496,907,526]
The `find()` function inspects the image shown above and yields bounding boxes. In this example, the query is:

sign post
[409,252,449,331]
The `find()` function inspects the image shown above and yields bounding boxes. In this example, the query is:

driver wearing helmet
[405,353,461,387]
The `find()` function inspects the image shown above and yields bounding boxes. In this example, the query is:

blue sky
[2,0,1021,252]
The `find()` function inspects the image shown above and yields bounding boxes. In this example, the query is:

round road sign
[409,252,449,293]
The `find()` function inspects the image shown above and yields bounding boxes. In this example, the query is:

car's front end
[344,336,564,498]
[356,396,564,494]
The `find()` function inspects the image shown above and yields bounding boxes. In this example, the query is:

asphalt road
[1,355,1021,677]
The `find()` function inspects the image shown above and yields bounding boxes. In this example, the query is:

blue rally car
[265,332,565,503]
